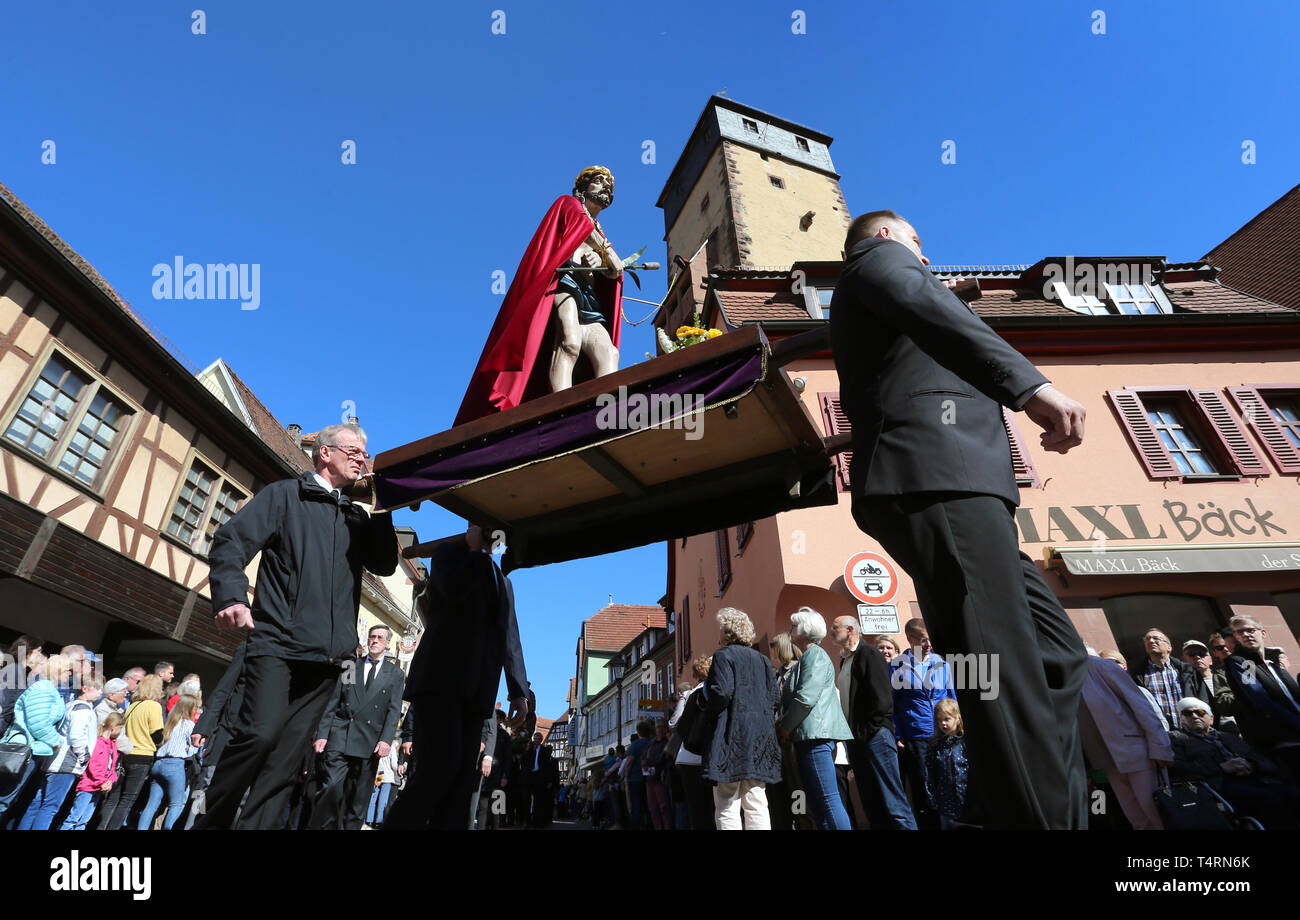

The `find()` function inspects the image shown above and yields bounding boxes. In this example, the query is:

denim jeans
[137,758,189,830]
[18,771,78,830]
[847,726,918,830]
[61,789,102,830]
[367,783,392,825]
[793,739,852,831]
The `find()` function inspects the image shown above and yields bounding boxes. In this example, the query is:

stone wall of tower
[663,145,740,274]
[722,141,851,268]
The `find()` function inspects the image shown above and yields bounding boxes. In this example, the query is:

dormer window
[743,118,759,134]
[795,136,810,152]
[1050,279,1173,316]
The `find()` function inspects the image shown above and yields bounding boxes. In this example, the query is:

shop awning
[374,325,841,570]
[1046,542,1300,576]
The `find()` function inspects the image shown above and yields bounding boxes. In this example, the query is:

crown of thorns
[573,165,614,198]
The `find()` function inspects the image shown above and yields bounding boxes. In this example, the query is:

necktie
[365,660,375,690]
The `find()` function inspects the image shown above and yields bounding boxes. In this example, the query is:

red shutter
[818,392,853,492]
[1227,386,1300,475]
[1190,388,1267,476]
[1001,408,1039,487]
[1106,389,1180,479]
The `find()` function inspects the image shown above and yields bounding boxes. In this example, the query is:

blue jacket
[1,679,66,756]
[889,650,955,740]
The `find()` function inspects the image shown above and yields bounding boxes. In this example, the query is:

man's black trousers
[382,698,481,830]
[854,492,1088,829]
[312,750,379,830]
[196,656,340,829]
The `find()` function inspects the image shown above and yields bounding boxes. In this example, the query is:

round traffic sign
[844,551,899,605]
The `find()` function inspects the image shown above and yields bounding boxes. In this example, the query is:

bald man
[829,210,1089,829]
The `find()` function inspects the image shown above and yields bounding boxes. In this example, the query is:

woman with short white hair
[701,608,782,829]
[780,606,854,830]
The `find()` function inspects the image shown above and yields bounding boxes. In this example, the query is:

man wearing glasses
[1222,616,1300,780]
[1132,629,1210,727]
[1182,639,1238,734]
[198,423,398,829]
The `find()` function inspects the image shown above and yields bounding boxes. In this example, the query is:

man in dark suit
[830,616,916,829]
[524,734,559,827]
[829,211,1090,829]
[473,710,512,829]
[1223,615,1300,778]
[310,625,405,829]
[383,525,530,829]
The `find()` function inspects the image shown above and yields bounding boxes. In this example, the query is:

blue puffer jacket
[1,679,66,756]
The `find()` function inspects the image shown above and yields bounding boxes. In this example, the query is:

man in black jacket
[830,211,1089,829]
[473,710,512,829]
[383,525,529,829]
[830,616,916,829]
[310,625,405,829]
[1222,615,1300,778]
[198,423,398,829]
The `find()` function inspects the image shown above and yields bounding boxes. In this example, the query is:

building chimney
[287,424,302,446]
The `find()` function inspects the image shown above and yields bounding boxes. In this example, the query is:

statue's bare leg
[581,322,619,377]
[549,294,583,392]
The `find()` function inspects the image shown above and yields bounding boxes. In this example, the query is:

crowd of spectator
[569,609,1300,831]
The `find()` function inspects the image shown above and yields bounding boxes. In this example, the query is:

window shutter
[1227,386,1300,475]
[1190,388,1267,476]
[715,530,732,592]
[818,392,852,492]
[1106,389,1180,479]
[1001,408,1038,487]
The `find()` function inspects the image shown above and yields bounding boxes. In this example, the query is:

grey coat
[702,644,783,785]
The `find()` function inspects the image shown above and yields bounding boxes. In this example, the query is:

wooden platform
[373,325,841,569]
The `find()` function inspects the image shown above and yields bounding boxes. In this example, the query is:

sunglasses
[1182,709,1208,718]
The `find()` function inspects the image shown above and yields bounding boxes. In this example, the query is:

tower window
[795,136,810,152]
[700,193,709,212]
[743,118,759,134]
[768,175,785,189]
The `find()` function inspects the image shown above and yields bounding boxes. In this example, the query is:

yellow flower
[705,328,722,339]
[675,325,698,339]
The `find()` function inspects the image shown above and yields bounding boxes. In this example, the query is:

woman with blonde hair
[767,632,809,830]
[0,654,72,825]
[780,606,854,830]
[99,672,165,829]
[137,694,201,829]
[702,608,782,829]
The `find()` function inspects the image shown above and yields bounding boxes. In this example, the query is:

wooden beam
[578,447,646,498]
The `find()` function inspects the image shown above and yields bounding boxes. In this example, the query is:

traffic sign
[844,551,899,605]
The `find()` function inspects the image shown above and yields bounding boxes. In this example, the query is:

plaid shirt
[1143,659,1183,726]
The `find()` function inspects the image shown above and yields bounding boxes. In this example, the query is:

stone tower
[657,96,851,275]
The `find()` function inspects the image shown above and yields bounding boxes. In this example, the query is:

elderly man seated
[1168,697,1300,829]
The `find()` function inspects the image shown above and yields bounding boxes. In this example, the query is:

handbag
[681,690,714,756]
[1154,780,1232,831]
[0,725,32,779]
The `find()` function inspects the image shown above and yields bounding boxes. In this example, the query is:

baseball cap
[1181,640,1208,655]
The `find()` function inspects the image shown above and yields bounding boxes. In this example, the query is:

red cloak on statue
[454,195,624,426]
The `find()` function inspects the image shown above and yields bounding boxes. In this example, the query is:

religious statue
[455,166,628,426]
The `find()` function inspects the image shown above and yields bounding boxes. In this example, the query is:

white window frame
[162,449,250,557]
[1,343,138,495]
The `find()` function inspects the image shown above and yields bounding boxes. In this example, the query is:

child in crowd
[63,711,123,830]
[925,698,969,828]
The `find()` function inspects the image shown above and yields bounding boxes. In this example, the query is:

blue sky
[3,0,1297,719]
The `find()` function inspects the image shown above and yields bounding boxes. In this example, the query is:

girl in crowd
[925,698,969,828]
[780,607,853,831]
[137,694,201,829]
[62,712,123,830]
